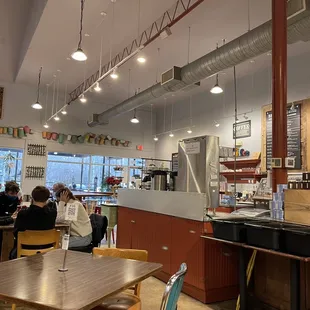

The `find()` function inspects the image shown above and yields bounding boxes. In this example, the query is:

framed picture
[233,120,251,139]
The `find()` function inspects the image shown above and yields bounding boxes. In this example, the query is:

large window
[0,148,23,190]
[46,152,144,192]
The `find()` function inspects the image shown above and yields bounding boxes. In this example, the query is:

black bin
[283,226,310,257]
[245,222,285,251]
[212,218,259,242]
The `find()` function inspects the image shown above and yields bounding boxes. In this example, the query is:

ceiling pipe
[88,10,310,127]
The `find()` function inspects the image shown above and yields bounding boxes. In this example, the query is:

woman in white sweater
[56,188,92,248]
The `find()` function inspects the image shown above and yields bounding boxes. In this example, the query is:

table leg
[290,259,300,310]
[107,227,112,248]
[239,247,247,310]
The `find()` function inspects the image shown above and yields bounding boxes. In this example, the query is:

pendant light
[94,82,101,92]
[137,56,146,63]
[71,0,87,61]
[154,136,159,141]
[43,84,49,128]
[61,84,68,115]
[214,121,220,127]
[187,129,193,134]
[31,66,43,109]
[130,109,139,123]
[61,108,67,115]
[169,132,174,138]
[80,61,87,103]
[54,76,61,121]
[169,100,174,138]
[94,35,103,92]
[80,94,87,103]
[210,74,223,94]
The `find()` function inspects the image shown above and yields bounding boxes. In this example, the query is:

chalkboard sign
[233,120,251,139]
[172,153,178,172]
[266,104,301,169]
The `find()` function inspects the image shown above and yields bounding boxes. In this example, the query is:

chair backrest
[93,247,148,296]
[160,263,187,310]
[17,229,60,258]
[89,214,108,246]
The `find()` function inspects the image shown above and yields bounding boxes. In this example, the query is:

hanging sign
[185,142,200,154]
[65,203,78,221]
[233,120,251,139]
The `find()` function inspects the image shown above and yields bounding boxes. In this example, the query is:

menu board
[266,104,301,169]
[172,153,178,172]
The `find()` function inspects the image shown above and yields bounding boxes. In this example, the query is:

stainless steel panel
[175,135,219,209]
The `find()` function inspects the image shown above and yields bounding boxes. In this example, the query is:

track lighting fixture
[80,94,87,103]
[94,82,102,92]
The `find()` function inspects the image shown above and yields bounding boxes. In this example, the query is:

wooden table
[0,249,162,310]
[201,235,310,310]
[73,191,114,200]
[0,223,69,262]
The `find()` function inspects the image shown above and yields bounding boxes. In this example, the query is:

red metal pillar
[272,0,287,192]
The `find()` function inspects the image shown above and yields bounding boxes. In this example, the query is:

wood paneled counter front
[116,206,239,303]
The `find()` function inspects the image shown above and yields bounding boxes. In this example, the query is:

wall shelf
[220,159,261,170]
[220,171,266,183]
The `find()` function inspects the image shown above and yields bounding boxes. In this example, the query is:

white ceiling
[2,0,310,121]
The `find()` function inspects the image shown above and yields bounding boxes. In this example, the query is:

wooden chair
[11,229,61,310]
[92,247,148,310]
[17,229,60,258]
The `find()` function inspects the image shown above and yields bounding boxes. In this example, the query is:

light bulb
[54,115,60,121]
[43,123,49,129]
[187,129,193,134]
[130,116,139,124]
[31,101,43,109]
[54,152,58,155]
[61,109,67,115]
[71,48,87,61]
[210,84,223,94]
[94,82,101,92]
[169,132,174,137]
[137,56,146,63]
[110,69,118,79]
[80,94,87,103]
[215,122,220,127]
[154,136,159,141]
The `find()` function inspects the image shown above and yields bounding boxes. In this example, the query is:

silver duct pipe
[88,13,310,127]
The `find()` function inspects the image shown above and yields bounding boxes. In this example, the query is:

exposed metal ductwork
[88,6,310,127]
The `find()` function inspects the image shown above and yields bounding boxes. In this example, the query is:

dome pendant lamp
[31,66,43,109]
[71,0,87,61]
[210,74,223,94]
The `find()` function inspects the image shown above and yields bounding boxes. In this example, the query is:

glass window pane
[90,165,104,192]
[46,162,82,189]
[81,164,90,191]
[91,156,105,165]
[48,153,83,163]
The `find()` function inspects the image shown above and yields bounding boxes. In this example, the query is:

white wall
[0,81,155,193]
[155,51,310,160]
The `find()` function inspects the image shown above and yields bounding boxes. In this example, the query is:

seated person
[0,181,20,216]
[56,188,92,248]
[10,186,57,259]
[46,182,65,211]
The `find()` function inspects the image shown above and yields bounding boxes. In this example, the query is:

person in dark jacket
[0,181,20,217]
[10,186,57,259]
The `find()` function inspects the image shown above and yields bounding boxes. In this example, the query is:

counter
[117,189,239,304]
[118,189,206,221]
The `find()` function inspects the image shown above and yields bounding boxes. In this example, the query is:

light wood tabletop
[0,249,162,310]
[0,222,69,231]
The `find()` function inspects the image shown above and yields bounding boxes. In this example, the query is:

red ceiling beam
[68,0,205,104]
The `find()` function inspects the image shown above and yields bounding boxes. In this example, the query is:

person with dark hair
[0,181,20,216]
[56,188,92,248]
[9,186,57,259]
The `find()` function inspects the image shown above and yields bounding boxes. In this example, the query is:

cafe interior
[2,0,310,309]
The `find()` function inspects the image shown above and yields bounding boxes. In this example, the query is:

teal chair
[160,263,187,310]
